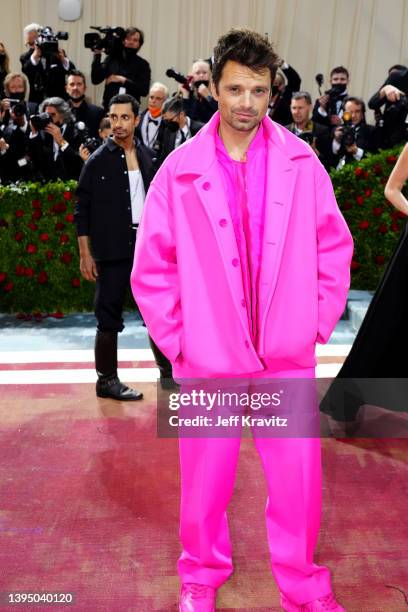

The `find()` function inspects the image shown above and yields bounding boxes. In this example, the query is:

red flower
[364,188,372,197]
[50,310,64,319]
[15,209,25,218]
[398,211,407,219]
[60,252,72,264]
[342,202,352,210]
[37,271,48,284]
[15,231,24,242]
[356,195,365,206]
[386,155,398,164]
[15,264,25,276]
[59,202,67,212]
[39,233,49,242]
[60,234,69,244]
[27,222,38,231]
[65,213,74,223]
[0,218,9,228]
[63,191,72,200]
[350,260,361,271]
[380,177,387,185]
[4,281,13,292]
[375,255,385,265]
[55,222,65,231]
[25,267,34,277]
[354,167,364,177]
[364,171,369,179]
[46,250,54,260]
[372,207,383,217]
[391,222,400,232]
[71,277,81,288]
[27,243,37,254]
[32,199,42,209]
[359,220,370,230]
[378,223,388,234]
[373,163,383,176]
[47,194,54,201]
[0,272,7,282]
[32,210,42,220]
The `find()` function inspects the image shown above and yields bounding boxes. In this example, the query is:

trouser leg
[252,369,332,604]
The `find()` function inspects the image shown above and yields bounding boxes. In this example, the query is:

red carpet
[0,383,407,611]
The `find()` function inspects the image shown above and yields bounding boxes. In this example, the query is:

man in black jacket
[74,94,173,400]
[66,70,105,139]
[28,96,83,181]
[154,96,203,166]
[91,27,151,111]
[368,66,408,148]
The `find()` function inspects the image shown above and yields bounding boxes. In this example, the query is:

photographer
[178,59,217,124]
[21,27,75,104]
[285,91,333,170]
[79,117,112,163]
[0,73,37,183]
[312,66,350,127]
[28,96,83,181]
[331,97,378,170]
[368,65,408,148]
[91,27,151,110]
[268,61,301,125]
[66,70,105,139]
[154,96,203,166]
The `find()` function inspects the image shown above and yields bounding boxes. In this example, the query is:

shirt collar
[215,119,265,163]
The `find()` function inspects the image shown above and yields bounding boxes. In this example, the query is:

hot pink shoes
[179,583,216,612]
[280,592,346,612]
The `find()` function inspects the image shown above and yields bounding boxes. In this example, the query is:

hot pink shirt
[215,123,267,345]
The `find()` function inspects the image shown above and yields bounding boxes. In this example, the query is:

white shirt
[175,117,191,148]
[128,169,145,224]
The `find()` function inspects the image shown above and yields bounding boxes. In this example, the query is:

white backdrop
[1,0,408,114]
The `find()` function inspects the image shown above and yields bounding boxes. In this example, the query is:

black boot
[95,330,143,401]
[148,336,179,390]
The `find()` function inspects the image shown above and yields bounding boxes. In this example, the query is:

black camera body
[83,137,100,154]
[30,112,52,131]
[324,86,346,116]
[166,68,189,87]
[36,26,69,56]
[9,99,27,118]
[84,26,126,56]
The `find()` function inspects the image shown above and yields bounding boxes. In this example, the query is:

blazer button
[127,207,131,211]
[245,340,250,348]
[124,170,128,174]
[219,218,227,227]
[202,181,211,191]
[232,258,239,267]
[241,299,246,307]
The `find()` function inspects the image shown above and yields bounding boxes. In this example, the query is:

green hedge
[330,144,407,290]
[0,147,406,313]
[0,181,95,315]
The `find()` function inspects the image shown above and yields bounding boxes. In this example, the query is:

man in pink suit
[131,29,353,612]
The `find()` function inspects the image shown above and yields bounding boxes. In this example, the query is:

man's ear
[134,115,140,127]
[210,80,218,101]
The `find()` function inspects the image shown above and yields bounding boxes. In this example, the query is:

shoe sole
[96,392,143,401]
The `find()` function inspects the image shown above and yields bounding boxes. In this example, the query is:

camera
[75,121,100,155]
[83,137,100,154]
[166,68,189,87]
[315,74,346,116]
[36,26,69,56]
[336,111,356,148]
[8,99,27,118]
[30,112,52,131]
[84,26,126,56]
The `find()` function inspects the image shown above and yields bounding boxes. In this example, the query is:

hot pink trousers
[177,367,332,605]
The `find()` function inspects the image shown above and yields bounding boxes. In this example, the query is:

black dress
[320,221,408,424]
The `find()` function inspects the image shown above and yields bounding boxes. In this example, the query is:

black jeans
[94,257,134,332]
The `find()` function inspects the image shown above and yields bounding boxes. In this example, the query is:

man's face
[7,77,25,96]
[191,61,211,83]
[66,75,86,100]
[148,87,166,110]
[108,103,139,140]
[123,32,141,50]
[211,60,271,133]
[344,101,363,125]
[26,30,38,46]
[290,98,311,124]
[330,72,349,86]
[45,105,63,125]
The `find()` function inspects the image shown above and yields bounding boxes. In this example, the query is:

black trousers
[94,257,134,332]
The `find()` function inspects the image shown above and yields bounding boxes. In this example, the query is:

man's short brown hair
[212,28,280,92]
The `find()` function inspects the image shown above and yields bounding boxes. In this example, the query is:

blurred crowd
[2,22,408,185]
